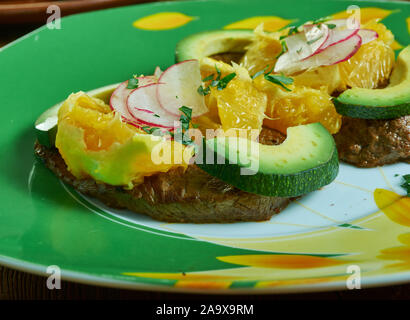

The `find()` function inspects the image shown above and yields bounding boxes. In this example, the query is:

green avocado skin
[334,100,410,120]
[196,134,339,198]
[198,148,339,197]
[334,45,410,120]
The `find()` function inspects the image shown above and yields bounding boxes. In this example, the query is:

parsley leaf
[202,74,215,82]
[251,68,267,80]
[276,40,288,59]
[288,26,298,36]
[400,174,410,196]
[306,34,324,45]
[264,73,294,91]
[127,77,139,89]
[197,85,210,96]
[326,23,337,29]
[176,106,195,146]
[312,16,332,25]
[216,72,236,90]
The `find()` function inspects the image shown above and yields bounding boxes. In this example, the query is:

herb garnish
[312,16,332,25]
[400,174,410,196]
[251,66,269,80]
[265,73,294,91]
[252,65,294,91]
[288,26,299,36]
[141,126,163,135]
[197,65,236,95]
[197,85,210,96]
[142,106,196,147]
[276,40,288,59]
[306,34,324,45]
[202,74,215,82]
[326,23,337,29]
[172,106,196,146]
[127,77,139,89]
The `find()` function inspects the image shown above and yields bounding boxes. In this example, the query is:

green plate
[1,0,409,294]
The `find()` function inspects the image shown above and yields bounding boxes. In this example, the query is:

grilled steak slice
[333,115,410,168]
[34,128,293,223]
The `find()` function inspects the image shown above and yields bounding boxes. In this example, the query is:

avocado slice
[35,83,118,148]
[175,30,254,62]
[334,45,410,119]
[197,123,339,197]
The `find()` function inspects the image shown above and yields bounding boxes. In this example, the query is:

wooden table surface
[1,6,410,301]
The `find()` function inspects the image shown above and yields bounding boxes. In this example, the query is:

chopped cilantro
[175,106,195,146]
[198,66,236,94]
[264,73,294,91]
[216,72,236,90]
[400,174,410,196]
[327,23,337,29]
[126,77,139,89]
[197,85,210,96]
[276,40,288,59]
[252,65,294,91]
[140,107,195,146]
[288,26,298,36]
[312,16,332,25]
[251,66,268,79]
[215,64,221,80]
[307,34,324,45]
[141,126,162,135]
[202,74,215,82]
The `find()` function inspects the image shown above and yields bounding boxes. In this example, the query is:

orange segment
[253,77,341,134]
[240,25,282,76]
[292,65,343,94]
[338,21,395,89]
[211,79,267,134]
[338,40,395,89]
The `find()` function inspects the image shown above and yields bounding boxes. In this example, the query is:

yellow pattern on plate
[224,16,294,32]
[331,7,398,24]
[133,12,194,30]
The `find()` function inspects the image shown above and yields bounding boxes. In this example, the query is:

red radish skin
[357,29,378,44]
[329,35,362,64]
[110,77,157,120]
[285,25,329,61]
[157,59,208,118]
[110,80,136,122]
[275,34,362,74]
[127,83,180,128]
[303,27,360,60]
[301,24,330,59]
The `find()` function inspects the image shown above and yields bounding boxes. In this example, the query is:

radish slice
[358,29,378,44]
[157,60,208,118]
[314,27,359,54]
[303,24,329,56]
[110,77,157,123]
[154,66,163,79]
[110,80,136,122]
[127,83,179,128]
[285,24,329,60]
[275,35,362,74]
